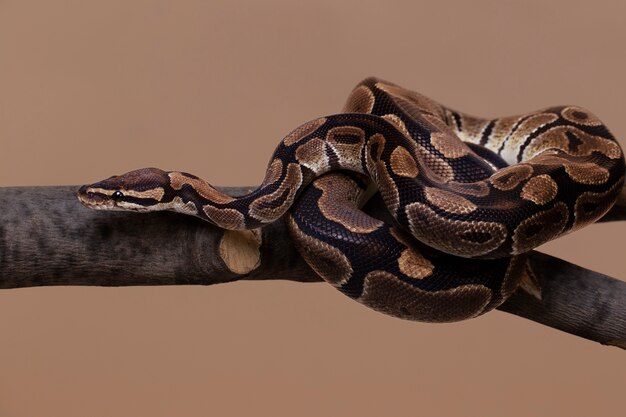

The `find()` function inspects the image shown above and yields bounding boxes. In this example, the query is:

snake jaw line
[77,187,124,211]
[77,186,114,208]
[76,185,164,212]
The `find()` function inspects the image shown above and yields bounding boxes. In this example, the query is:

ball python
[78,77,625,322]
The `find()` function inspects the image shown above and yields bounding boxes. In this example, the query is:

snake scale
[78,77,625,322]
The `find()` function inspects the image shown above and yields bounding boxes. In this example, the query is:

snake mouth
[76,185,118,209]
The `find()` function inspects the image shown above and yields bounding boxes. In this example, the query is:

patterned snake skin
[78,77,625,322]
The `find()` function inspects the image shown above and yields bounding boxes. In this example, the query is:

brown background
[1,1,625,416]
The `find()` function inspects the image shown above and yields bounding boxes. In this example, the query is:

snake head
[77,168,170,211]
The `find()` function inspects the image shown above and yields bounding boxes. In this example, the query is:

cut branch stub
[218,229,262,275]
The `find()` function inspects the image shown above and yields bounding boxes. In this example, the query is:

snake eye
[112,190,124,200]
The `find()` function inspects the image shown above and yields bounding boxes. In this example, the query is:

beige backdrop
[1,1,625,416]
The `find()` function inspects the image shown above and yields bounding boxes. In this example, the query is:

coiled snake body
[78,77,625,322]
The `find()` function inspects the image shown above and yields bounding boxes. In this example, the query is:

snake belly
[78,77,626,322]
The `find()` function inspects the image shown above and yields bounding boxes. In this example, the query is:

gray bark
[1,185,625,349]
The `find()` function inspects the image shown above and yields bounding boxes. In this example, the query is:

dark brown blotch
[332,133,363,144]
[460,231,493,244]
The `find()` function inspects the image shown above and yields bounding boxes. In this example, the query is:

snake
[78,77,625,322]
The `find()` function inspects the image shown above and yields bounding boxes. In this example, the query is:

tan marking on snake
[564,163,610,185]
[365,134,393,210]
[479,115,520,156]
[381,113,455,181]
[490,164,533,191]
[283,117,327,147]
[446,181,490,197]
[390,147,419,178]
[250,163,303,221]
[521,174,558,205]
[381,114,411,138]
[574,133,622,159]
[454,114,492,145]
[390,226,434,281]
[203,206,246,229]
[325,126,366,171]
[286,215,353,286]
[397,249,434,280]
[527,151,611,184]
[326,126,365,145]
[420,113,450,133]
[430,132,470,159]
[424,187,477,214]
[359,271,492,322]
[295,137,329,173]
[375,160,401,214]
[365,133,387,180]
[573,178,624,228]
[502,255,528,300]
[523,126,622,160]
[263,158,284,186]
[500,113,558,162]
[84,187,166,202]
[366,133,386,163]
[561,106,603,126]
[530,152,568,167]
[219,229,261,274]
[169,172,234,204]
[512,202,569,254]
[365,134,409,217]
[406,202,507,256]
[342,85,375,113]
[126,188,166,201]
[315,176,383,234]
[416,143,455,182]
[375,82,446,118]
[169,196,198,215]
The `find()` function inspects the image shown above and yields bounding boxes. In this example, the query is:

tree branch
[1,185,625,349]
